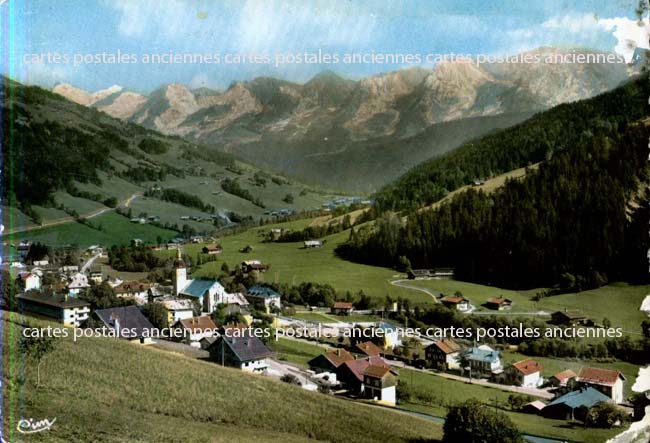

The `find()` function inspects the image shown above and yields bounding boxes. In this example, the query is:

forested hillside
[338,76,649,289]
[375,75,649,212]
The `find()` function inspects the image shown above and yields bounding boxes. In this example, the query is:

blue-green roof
[377,322,398,332]
[546,387,610,409]
[463,347,500,363]
[181,279,220,298]
[247,285,280,298]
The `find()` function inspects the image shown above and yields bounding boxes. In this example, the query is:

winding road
[390,279,441,302]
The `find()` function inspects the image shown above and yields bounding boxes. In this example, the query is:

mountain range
[53,47,633,192]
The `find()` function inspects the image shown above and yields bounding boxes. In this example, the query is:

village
[4,233,649,442]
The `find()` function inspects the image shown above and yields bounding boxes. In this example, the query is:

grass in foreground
[4,313,442,443]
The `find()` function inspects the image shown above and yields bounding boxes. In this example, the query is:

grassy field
[269,338,329,366]
[290,312,383,324]
[4,212,177,248]
[4,313,442,443]
[173,219,431,304]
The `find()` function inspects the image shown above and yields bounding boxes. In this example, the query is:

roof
[114,282,151,293]
[525,400,546,411]
[180,279,221,298]
[463,347,500,363]
[175,316,218,333]
[333,301,354,309]
[224,292,249,306]
[212,332,273,362]
[363,364,394,379]
[577,367,626,386]
[553,310,587,320]
[512,359,543,376]
[340,357,388,382]
[546,387,611,409]
[18,291,90,309]
[428,338,462,355]
[441,296,468,304]
[95,306,156,338]
[159,297,194,311]
[487,297,512,305]
[247,285,280,298]
[552,369,577,382]
[355,341,383,357]
[322,349,355,367]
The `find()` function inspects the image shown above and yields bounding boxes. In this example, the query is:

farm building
[441,296,470,312]
[549,369,577,387]
[576,367,627,404]
[208,332,273,372]
[331,301,354,315]
[425,338,462,371]
[486,297,512,310]
[551,310,589,326]
[308,349,355,373]
[202,245,223,255]
[522,400,546,414]
[354,341,384,357]
[542,387,611,421]
[304,240,323,248]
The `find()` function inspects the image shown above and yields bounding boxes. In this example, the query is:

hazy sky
[2,0,648,92]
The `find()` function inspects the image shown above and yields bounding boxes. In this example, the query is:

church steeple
[174,247,187,295]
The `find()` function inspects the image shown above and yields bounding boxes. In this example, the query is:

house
[486,297,512,310]
[336,356,389,393]
[462,347,503,375]
[94,306,157,344]
[551,310,588,326]
[17,291,90,327]
[208,332,273,372]
[60,265,79,275]
[200,336,217,350]
[246,285,281,311]
[190,236,204,244]
[576,367,627,404]
[425,338,462,370]
[331,301,354,316]
[441,296,470,312]
[241,260,270,273]
[87,267,103,284]
[363,364,398,405]
[522,400,546,414]
[374,322,402,349]
[16,272,41,291]
[223,292,250,307]
[157,297,195,325]
[508,359,544,388]
[354,341,384,357]
[172,316,218,346]
[202,245,223,255]
[549,369,577,388]
[114,282,151,304]
[308,348,355,373]
[67,272,90,296]
[304,240,323,248]
[542,387,612,421]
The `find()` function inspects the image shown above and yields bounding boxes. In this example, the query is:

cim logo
[16,417,56,434]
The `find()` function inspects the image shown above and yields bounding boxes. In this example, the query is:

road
[390,279,440,302]
[3,191,142,236]
[80,252,102,273]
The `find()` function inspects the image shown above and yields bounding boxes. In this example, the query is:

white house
[577,367,627,404]
[18,291,90,327]
[17,272,41,291]
[245,285,282,311]
[462,346,503,375]
[67,272,90,296]
[509,359,544,388]
[363,364,398,405]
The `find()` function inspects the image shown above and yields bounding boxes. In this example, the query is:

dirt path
[390,279,440,303]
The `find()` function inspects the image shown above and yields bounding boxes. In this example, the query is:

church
[174,249,229,313]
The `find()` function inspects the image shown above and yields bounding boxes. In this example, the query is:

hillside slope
[3,314,442,443]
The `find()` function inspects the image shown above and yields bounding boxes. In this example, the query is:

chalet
[549,369,577,387]
[157,297,195,325]
[18,291,90,327]
[308,349,355,373]
[304,240,323,248]
[462,347,503,375]
[114,282,151,303]
[508,359,544,388]
[576,367,627,404]
[94,306,156,344]
[202,245,223,255]
[67,272,90,296]
[354,341,383,357]
[441,296,470,312]
[486,297,513,311]
[542,387,611,421]
[337,356,389,393]
[241,260,270,273]
[363,364,398,405]
[246,285,281,311]
[16,272,41,291]
[425,338,462,370]
[172,316,218,346]
[331,301,354,316]
[208,332,273,372]
[551,310,588,326]
[522,400,546,414]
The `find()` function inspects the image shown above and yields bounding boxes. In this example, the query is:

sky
[1,0,649,93]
